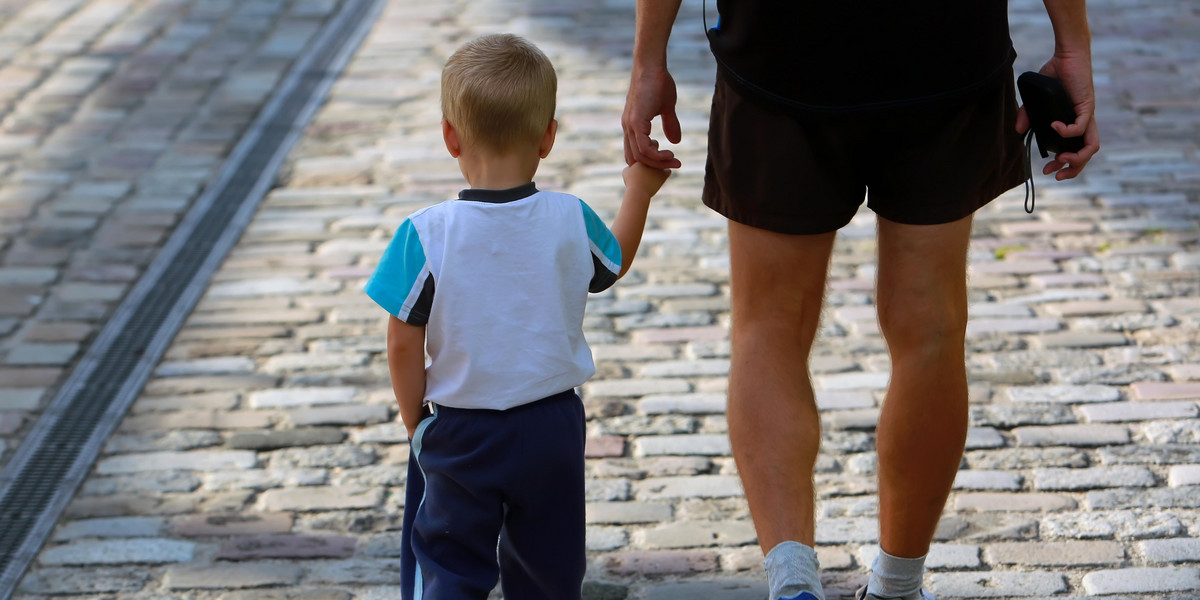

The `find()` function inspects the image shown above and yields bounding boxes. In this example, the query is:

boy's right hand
[623,162,671,198]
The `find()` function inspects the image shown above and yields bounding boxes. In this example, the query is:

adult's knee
[877,297,967,359]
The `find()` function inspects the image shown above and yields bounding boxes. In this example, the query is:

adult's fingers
[1015,106,1030,135]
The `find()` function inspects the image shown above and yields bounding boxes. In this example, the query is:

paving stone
[96,449,258,474]
[985,540,1125,566]
[54,516,165,540]
[641,580,766,600]
[0,386,48,410]
[640,393,726,414]
[156,356,257,376]
[1141,538,1200,564]
[40,538,196,565]
[586,379,692,398]
[1081,400,1198,422]
[105,430,223,454]
[816,372,890,390]
[19,567,151,595]
[952,470,1023,491]
[815,518,878,544]
[267,445,376,469]
[256,482,385,512]
[1167,465,1200,487]
[634,476,743,500]
[303,559,402,585]
[1037,331,1131,349]
[1087,488,1200,510]
[217,535,356,560]
[165,563,304,590]
[1043,299,1149,316]
[1033,466,1157,491]
[1142,420,1200,444]
[966,318,1061,335]
[635,434,730,457]
[640,359,730,378]
[286,404,390,426]
[1006,384,1122,404]
[954,492,1077,513]
[1013,424,1130,447]
[928,571,1066,598]
[587,502,674,525]
[588,526,630,552]
[588,479,633,502]
[228,428,346,450]
[174,513,295,537]
[634,520,756,549]
[4,342,80,365]
[1132,382,1200,400]
[1042,511,1184,540]
[1081,567,1200,596]
[606,550,720,575]
[965,427,1005,449]
[1100,445,1200,466]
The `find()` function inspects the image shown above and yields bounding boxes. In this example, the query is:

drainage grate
[0,0,384,596]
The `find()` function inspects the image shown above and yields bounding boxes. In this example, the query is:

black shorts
[702,68,1028,235]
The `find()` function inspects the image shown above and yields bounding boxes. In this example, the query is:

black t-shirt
[707,0,1015,113]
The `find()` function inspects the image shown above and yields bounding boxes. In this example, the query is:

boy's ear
[538,119,557,159]
[442,119,461,158]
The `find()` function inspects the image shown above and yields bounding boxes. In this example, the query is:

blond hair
[441,34,557,154]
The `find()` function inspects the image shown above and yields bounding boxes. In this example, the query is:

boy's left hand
[623,162,671,198]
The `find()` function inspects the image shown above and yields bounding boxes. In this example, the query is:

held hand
[622,67,683,169]
[1015,52,1100,180]
[623,162,671,198]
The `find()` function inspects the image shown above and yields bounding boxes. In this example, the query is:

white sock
[764,541,824,600]
[867,548,926,599]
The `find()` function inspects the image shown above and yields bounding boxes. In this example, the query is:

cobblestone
[3,0,1197,598]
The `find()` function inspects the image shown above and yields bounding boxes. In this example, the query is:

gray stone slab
[1033,466,1156,491]
[1013,424,1130,447]
[54,516,165,540]
[1082,567,1200,596]
[40,538,195,565]
[165,563,303,590]
[929,571,1066,597]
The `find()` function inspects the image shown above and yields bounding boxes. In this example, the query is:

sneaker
[854,586,936,600]
[780,594,821,600]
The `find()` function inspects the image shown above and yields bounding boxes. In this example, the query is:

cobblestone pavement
[0,0,349,472]
[4,0,1200,598]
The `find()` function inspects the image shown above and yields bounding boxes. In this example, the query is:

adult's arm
[1017,0,1100,180]
[622,0,684,169]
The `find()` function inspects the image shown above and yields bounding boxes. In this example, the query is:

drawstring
[1023,129,1036,214]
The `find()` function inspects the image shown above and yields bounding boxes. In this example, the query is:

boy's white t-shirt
[365,183,622,411]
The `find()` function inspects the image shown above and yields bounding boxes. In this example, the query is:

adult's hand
[1015,52,1100,180]
[622,66,682,169]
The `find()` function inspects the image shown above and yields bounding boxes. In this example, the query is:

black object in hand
[1017,72,1086,158]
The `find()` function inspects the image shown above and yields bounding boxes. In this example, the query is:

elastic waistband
[431,388,579,417]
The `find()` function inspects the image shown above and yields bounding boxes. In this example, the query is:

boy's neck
[458,148,540,191]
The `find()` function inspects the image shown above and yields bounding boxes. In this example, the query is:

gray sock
[867,548,926,599]
[764,541,824,600]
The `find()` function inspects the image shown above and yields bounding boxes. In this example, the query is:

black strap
[1023,129,1036,214]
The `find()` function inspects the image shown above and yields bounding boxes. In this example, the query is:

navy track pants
[400,390,586,600]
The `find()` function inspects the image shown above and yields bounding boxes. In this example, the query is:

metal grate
[0,0,384,596]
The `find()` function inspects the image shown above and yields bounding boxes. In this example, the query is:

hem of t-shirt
[364,280,429,326]
[458,182,539,204]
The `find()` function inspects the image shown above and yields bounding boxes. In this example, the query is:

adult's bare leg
[874,214,974,559]
[726,220,837,553]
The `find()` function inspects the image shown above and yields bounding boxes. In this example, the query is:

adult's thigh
[728,220,837,353]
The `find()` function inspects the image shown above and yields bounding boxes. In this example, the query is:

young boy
[364,33,669,600]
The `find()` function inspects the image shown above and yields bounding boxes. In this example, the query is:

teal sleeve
[364,219,434,325]
[579,199,621,292]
